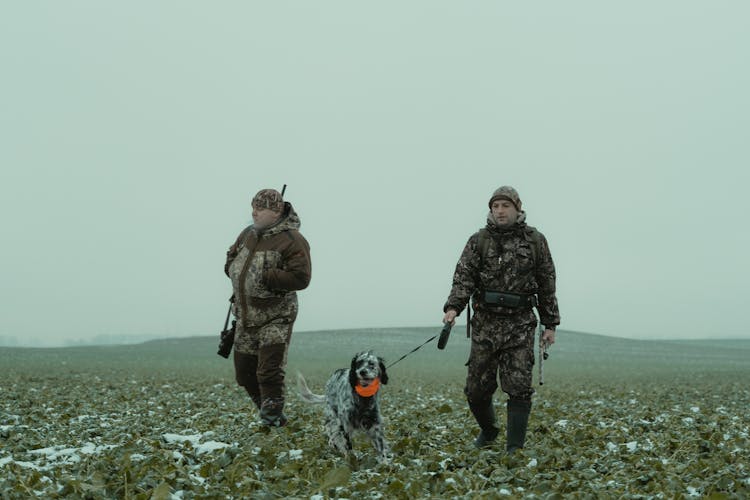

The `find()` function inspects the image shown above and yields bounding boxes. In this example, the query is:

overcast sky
[2,2,749,346]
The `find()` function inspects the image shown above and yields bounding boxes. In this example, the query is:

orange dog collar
[354,378,380,397]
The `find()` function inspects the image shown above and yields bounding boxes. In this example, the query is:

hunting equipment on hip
[217,295,236,358]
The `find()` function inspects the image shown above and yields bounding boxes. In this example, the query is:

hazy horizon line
[2,328,749,349]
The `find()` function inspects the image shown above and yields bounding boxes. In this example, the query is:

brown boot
[259,397,288,427]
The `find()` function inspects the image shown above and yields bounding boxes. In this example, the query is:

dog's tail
[296,372,326,404]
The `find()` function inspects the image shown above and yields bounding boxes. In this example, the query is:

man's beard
[492,215,517,227]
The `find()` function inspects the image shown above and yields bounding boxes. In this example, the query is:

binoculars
[217,320,236,358]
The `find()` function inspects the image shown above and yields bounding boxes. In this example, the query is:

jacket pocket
[247,251,283,298]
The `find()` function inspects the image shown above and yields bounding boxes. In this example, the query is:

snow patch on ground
[1,441,120,471]
[163,433,202,445]
[161,432,230,456]
[195,441,229,455]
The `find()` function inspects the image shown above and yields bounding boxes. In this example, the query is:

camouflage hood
[255,202,301,238]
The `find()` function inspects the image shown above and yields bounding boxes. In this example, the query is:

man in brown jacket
[225,189,311,427]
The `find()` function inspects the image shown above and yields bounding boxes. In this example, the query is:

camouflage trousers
[234,296,298,355]
[465,308,537,403]
[233,298,297,415]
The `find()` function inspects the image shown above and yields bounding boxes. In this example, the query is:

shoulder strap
[478,229,491,268]
[479,226,542,268]
[524,227,543,266]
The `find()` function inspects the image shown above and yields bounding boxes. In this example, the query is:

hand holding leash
[437,322,453,350]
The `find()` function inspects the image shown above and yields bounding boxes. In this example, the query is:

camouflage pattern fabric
[444,215,560,328]
[225,202,311,422]
[444,201,560,404]
[226,203,310,334]
[233,299,297,354]
[464,309,537,402]
[252,189,284,212]
[488,185,522,210]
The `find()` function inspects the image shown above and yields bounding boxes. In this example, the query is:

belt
[481,291,538,308]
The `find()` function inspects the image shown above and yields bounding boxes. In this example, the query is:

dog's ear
[378,357,389,385]
[348,355,359,388]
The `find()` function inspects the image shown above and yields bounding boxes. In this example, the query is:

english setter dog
[297,351,390,462]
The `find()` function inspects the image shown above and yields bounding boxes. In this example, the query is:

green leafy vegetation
[1,329,748,498]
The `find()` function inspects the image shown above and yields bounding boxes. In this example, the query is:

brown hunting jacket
[225,202,311,325]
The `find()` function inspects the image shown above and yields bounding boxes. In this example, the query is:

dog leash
[386,334,438,369]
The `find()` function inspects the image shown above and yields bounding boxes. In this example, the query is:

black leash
[386,334,438,369]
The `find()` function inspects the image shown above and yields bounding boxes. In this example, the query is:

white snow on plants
[690,406,700,413]
[625,441,638,452]
[162,433,202,445]
[527,458,537,467]
[195,441,229,455]
[79,443,118,455]
[554,419,568,428]
[161,432,229,455]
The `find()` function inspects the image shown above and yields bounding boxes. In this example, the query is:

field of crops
[1,329,749,499]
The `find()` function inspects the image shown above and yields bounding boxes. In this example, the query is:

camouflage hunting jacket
[444,214,560,328]
[225,202,311,325]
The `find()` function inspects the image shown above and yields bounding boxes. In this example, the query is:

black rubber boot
[506,399,531,453]
[469,399,500,448]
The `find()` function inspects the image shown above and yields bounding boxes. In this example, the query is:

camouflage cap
[252,189,284,212]
[488,186,521,210]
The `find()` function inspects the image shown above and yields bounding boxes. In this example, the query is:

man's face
[491,199,519,226]
[252,206,282,229]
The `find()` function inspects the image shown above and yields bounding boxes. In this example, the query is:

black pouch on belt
[483,291,538,308]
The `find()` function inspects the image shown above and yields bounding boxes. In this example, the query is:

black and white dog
[297,351,390,462]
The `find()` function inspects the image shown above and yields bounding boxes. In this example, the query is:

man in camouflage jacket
[225,189,311,427]
[443,186,559,452]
